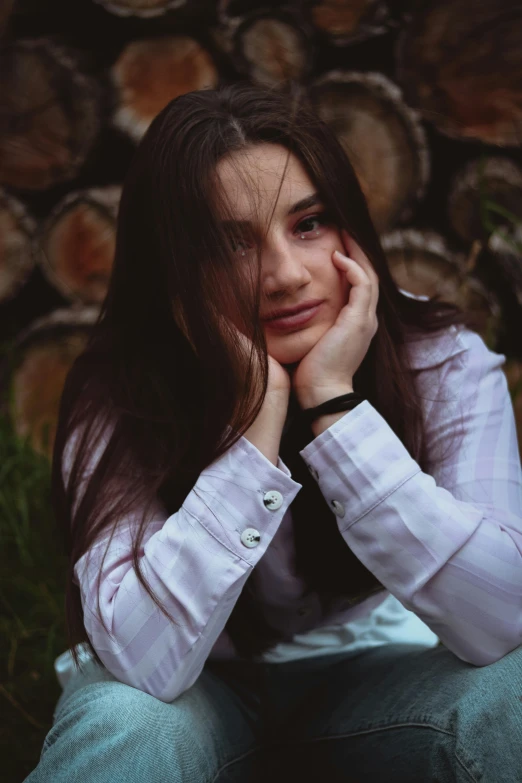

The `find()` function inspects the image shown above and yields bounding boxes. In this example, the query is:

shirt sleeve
[69,431,302,702]
[299,328,522,666]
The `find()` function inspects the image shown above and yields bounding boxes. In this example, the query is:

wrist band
[300,392,365,426]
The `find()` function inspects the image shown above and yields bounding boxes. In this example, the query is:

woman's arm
[67,422,302,703]
[243,386,291,466]
[299,327,522,665]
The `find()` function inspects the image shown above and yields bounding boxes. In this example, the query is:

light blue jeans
[25,641,522,782]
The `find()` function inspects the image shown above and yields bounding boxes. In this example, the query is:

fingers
[341,230,377,280]
[333,252,373,315]
[340,229,379,316]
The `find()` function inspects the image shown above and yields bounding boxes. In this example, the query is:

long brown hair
[53,81,474,669]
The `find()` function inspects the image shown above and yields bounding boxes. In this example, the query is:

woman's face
[215,143,352,368]
[174,143,351,365]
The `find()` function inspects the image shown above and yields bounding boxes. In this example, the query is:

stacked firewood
[1,0,521,459]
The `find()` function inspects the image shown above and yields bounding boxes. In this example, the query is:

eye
[229,234,255,255]
[295,211,330,237]
[230,210,332,257]
[231,237,250,252]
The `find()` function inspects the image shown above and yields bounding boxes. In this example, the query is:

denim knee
[25,676,221,783]
[448,644,522,779]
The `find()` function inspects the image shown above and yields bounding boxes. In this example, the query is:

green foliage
[0,411,68,781]
[476,153,522,255]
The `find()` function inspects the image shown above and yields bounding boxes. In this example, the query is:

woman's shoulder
[398,291,504,373]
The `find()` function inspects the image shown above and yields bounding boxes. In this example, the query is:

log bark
[382,228,501,345]
[218,0,280,24]
[0,187,36,305]
[220,8,315,87]
[396,0,522,146]
[0,38,101,190]
[9,307,100,459]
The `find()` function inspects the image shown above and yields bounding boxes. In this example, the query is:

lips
[263,302,323,331]
[263,299,324,321]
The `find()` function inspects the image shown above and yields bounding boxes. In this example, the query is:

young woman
[26,82,522,783]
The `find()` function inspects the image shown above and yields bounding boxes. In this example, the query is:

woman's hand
[292,230,379,409]
[220,317,290,464]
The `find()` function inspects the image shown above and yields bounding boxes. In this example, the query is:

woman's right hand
[269,355,292,394]
[223,318,290,464]
[266,352,291,396]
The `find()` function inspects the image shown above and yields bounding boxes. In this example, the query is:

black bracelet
[300,392,365,427]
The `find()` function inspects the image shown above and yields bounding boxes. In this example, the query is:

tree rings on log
[448,157,522,246]
[111,36,219,142]
[37,186,121,305]
[9,307,99,459]
[381,228,501,344]
[219,8,315,87]
[308,71,429,233]
[395,0,522,146]
[304,0,391,47]
[94,0,187,18]
[0,38,102,191]
[0,188,36,305]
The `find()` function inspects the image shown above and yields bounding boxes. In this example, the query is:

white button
[331,500,345,518]
[240,528,261,548]
[263,490,283,510]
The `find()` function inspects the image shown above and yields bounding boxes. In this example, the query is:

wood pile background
[1,0,522,460]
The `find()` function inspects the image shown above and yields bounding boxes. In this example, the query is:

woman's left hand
[292,229,380,409]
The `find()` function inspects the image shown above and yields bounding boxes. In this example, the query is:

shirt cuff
[181,432,302,564]
[299,399,421,530]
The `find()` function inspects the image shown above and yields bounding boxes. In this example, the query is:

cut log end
[112,36,219,141]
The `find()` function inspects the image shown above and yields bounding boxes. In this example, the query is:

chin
[270,350,304,368]
[268,331,319,367]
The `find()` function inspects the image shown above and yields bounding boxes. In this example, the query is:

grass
[477,151,522,255]
[0,409,68,781]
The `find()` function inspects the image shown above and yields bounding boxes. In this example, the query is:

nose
[263,235,312,288]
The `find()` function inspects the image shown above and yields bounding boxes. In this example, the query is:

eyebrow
[221,192,322,229]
